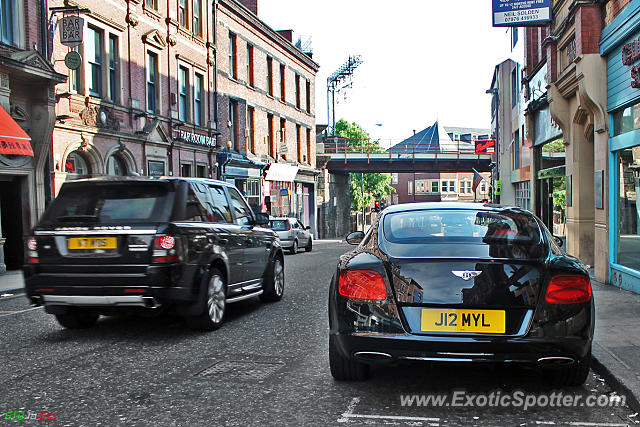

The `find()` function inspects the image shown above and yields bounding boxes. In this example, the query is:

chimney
[237,0,258,15]
[277,30,293,43]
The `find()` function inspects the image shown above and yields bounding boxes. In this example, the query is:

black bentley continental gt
[328,203,594,386]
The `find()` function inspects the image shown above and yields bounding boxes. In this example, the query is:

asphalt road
[0,241,637,426]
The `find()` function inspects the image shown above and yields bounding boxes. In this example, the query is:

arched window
[106,154,127,176]
[65,151,91,177]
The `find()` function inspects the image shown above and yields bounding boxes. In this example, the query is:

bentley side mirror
[346,231,365,245]
[553,236,563,247]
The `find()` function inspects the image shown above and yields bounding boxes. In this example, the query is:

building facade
[0,0,66,271]
[48,0,319,233]
[215,0,319,230]
[600,0,640,293]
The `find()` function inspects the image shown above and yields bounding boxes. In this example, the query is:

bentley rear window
[382,209,544,258]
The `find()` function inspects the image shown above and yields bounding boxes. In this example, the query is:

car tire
[305,237,312,252]
[185,269,226,331]
[54,308,99,329]
[544,349,591,387]
[260,256,284,302]
[289,240,298,255]
[329,335,370,381]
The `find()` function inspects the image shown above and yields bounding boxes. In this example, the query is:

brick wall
[238,0,258,16]
[604,0,632,26]
[576,5,603,55]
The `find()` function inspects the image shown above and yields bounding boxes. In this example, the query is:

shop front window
[617,147,640,270]
[614,102,640,137]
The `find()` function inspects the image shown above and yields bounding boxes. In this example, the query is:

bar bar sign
[59,16,84,47]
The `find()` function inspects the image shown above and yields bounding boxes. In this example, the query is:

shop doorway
[537,169,566,246]
[0,176,25,270]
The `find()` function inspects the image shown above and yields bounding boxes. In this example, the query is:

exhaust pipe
[142,297,160,309]
[537,356,575,366]
[354,351,392,361]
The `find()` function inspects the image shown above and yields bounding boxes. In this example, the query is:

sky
[258,0,522,147]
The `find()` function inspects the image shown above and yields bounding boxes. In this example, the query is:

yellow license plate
[68,237,117,250]
[421,309,505,333]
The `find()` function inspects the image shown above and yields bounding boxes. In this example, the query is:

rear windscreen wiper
[56,215,100,222]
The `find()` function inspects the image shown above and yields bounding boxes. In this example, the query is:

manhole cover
[195,361,285,381]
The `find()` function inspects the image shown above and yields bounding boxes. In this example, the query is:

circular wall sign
[64,51,82,70]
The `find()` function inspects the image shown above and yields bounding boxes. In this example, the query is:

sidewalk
[0,270,24,293]
[591,279,640,410]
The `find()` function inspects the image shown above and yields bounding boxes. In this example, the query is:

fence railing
[322,138,495,156]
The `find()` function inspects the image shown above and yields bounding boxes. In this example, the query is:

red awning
[0,105,33,156]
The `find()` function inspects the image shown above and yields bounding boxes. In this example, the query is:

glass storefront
[616,146,640,271]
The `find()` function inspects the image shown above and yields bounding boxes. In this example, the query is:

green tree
[334,119,395,212]
[542,139,565,152]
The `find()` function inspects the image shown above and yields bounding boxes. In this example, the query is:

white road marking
[567,423,629,427]
[341,413,441,422]
[0,306,42,317]
[536,422,556,425]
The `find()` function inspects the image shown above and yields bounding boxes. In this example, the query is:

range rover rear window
[42,184,175,225]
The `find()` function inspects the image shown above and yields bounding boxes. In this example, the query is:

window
[295,74,301,109]
[511,67,518,107]
[145,0,157,10]
[268,113,275,157]
[279,118,286,158]
[247,106,255,153]
[613,102,640,136]
[229,100,238,150]
[305,79,311,113]
[481,182,487,193]
[416,180,427,193]
[146,52,158,113]
[185,188,207,222]
[229,32,237,79]
[244,178,260,210]
[306,128,311,164]
[193,0,202,37]
[296,124,302,162]
[65,151,91,177]
[194,73,204,126]
[196,164,207,178]
[106,154,127,176]
[179,0,188,28]
[181,163,192,177]
[108,34,119,102]
[267,56,273,96]
[179,66,189,122]
[391,173,398,184]
[228,187,253,226]
[0,0,17,46]
[431,181,439,193]
[512,130,520,170]
[147,160,164,176]
[515,181,530,210]
[247,44,254,87]
[449,181,456,192]
[280,64,285,101]
[408,181,413,195]
[87,26,103,97]
[70,46,82,93]
[208,185,233,223]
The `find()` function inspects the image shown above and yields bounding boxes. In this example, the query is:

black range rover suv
[24,177,285,331]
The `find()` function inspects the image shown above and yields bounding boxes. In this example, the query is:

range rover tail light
[545,274,592,304]
[153,235,181,263]
[27,237,39,263]
[339,270,387,301]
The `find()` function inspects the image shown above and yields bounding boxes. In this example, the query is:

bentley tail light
[545,274,592,304]
[339,270,387,301]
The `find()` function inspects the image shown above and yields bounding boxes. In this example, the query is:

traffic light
[374,200,381,212]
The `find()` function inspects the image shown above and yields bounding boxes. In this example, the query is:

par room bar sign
[492,0,552,27]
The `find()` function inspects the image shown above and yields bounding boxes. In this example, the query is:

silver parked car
[269,217,312,254]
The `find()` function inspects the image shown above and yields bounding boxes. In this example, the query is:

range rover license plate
[68,237,117,250]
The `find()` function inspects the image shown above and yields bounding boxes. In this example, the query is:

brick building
[0,0,65,271]
[49,0,319,231]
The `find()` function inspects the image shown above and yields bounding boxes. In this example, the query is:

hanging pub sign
[59,16,84,47]
[492,0,552,27]
[621,37,640,88]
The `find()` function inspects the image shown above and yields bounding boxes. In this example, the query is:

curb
[0,288,25,295]
[591,353,640,413]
